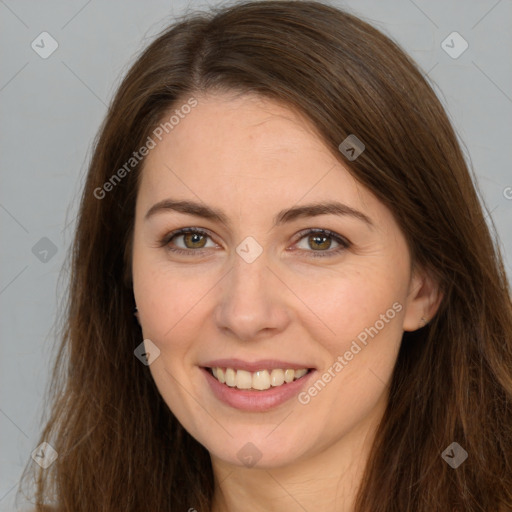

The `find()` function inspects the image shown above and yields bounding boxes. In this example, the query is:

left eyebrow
[144,198,374,230]
[274,202,374,229]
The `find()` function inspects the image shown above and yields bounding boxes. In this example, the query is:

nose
[213,249,291,342]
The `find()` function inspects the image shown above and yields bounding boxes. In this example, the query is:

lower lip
[201,367,316,412]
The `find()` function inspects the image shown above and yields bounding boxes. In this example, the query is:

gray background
[1,0,511,509]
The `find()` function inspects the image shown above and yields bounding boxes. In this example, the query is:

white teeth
[284,369,295,383]
[210,367,309,391]
[225,368,236,387]
[252,370,271,390]
[236,370,252,389]
[270,369,284,386]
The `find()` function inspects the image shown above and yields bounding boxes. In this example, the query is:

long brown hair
[19,1,512,510]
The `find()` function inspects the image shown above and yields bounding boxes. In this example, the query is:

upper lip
[201,358,315,372]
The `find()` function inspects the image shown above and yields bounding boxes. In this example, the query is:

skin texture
[131,92,441,512]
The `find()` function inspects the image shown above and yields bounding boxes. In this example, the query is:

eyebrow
[144,199,374,229]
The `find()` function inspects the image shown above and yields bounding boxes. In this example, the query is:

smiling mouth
[204,366,313,391]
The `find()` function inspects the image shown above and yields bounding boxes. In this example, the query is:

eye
[292,228,350,258]
[159,227,351,258]
[160,228,217,255]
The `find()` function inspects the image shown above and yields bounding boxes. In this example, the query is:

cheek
[133,234,408,358]
[291,261,405,353]
[314,266,406,404]
[132,254,218,352]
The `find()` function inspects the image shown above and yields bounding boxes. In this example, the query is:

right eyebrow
[145,199,229,224]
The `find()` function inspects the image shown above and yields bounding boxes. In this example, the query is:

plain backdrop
[1,0,511,509]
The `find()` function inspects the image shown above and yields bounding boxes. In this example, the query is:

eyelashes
[290,228,351,257]
[158,227,351,258]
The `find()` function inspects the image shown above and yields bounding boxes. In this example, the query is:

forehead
[137,92,379,222]
[147,93,330,168]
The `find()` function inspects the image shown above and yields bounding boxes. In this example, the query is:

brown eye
[307,233,333,250]
[181,232,207,249]
[161,228,216,255]
[294,229,350,258]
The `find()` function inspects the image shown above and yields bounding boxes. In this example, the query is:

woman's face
[132,91,431,469]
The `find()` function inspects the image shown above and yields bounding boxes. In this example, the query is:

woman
[20,1,512,511]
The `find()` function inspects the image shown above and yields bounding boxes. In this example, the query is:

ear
[402,265,443,332]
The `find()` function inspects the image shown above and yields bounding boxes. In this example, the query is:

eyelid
[289,228,350,257]
[292,227,349,246]
[159,227,217,249]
